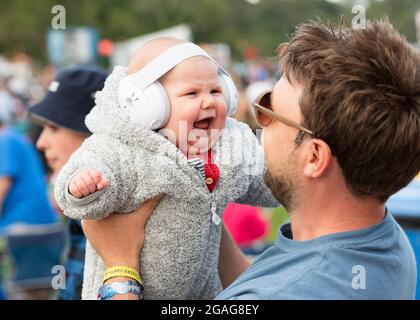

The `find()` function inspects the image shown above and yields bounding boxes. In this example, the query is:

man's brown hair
[279,19,420,202]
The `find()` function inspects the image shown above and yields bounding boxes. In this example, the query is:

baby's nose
[201,95,216,109]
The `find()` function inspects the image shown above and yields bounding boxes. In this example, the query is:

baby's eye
[185,91,197,96]
[211,89,222,95]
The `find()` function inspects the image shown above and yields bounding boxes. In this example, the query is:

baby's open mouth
[193,110,217,131]
[193,118,212,130]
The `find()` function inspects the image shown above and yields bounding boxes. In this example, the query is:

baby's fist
[69,169,109,198]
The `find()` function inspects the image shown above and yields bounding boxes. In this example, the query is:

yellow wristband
[103,266,142,286]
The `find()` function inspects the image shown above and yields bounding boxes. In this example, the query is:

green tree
[0,0,418,64]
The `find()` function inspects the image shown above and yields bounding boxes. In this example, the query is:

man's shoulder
[281,216,416,299]
[219,215,417,300]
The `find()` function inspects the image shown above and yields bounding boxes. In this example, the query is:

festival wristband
[98,280,143,300]
[103,266,142,286]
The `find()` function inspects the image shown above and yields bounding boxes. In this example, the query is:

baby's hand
[69,169,109,198]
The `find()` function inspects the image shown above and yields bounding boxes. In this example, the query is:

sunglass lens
[256,92,273,127]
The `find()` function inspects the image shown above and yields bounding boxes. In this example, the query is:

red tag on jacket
[204,151,219,193]
[204,163,219,193]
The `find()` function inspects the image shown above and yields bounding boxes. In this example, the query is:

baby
[55,37,278,300]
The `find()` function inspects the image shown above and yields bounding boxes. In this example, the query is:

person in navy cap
[28,66,108,300]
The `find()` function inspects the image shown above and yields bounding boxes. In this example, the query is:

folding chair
[3,223,67,300]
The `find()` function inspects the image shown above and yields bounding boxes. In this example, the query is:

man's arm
[0,176,12,215]
[81,196,163,300]
[218,223,251,289]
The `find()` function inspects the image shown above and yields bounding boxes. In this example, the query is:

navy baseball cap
[28,66,108,134]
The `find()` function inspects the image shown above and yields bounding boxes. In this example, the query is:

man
[1,92,60,300]
[82,19,420,299]
[27,67,108,299]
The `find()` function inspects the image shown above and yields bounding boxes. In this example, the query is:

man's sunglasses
[252,90,314,136]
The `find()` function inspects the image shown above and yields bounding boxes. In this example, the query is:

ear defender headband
[118,43,238,130]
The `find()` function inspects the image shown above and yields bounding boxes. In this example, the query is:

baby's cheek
[213,115,227,132]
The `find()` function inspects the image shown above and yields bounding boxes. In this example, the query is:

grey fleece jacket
[54,66,279,300]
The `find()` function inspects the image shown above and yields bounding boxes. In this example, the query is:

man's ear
[303,139,333,178]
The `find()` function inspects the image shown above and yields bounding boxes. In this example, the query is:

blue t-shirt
[217,211,417,299]
[0,127,58,231]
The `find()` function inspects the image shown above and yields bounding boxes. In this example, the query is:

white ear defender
[118,43,238,130]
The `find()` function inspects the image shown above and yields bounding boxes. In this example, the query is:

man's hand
[81,195,163,271]
[69,169,109,198]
